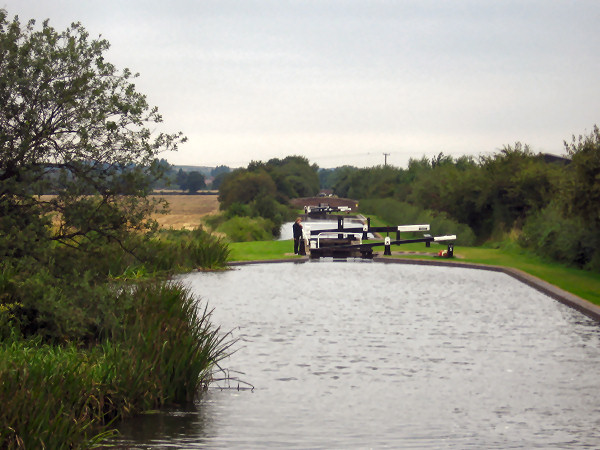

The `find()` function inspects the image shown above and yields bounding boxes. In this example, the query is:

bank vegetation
[323,133,600,273]
[0,12,231,448]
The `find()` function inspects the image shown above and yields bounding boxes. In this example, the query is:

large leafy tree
[0,11,185,259]
[218,169,277,210]
[562,125,600,227]
[180,171,206,193]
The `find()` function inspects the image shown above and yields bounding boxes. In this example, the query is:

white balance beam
[397,224,430,232]
[434,235,457,241]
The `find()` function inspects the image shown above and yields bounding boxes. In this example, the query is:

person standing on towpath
[293,217,303,254]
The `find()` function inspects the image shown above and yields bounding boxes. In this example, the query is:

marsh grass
[0,204,231,447]
[113,282,234,404]
[0,282,233,449]
[136,227,230,272]
[45,227,230,282]
[0,341,113,448]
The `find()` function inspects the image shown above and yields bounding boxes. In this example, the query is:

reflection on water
[114,403,215,447]
[114,262,600,448]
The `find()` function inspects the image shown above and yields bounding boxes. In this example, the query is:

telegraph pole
[383,152,390,166]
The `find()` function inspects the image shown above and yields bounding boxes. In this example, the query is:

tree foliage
[562,125,600,226]
[178,170,206,193]
[214,156,319,239]
[326,138,599,271]
[330,148,562,238]
[210,165,231,177]
[522,125,600,270]
[0,12,233,447]
[218,169,277,210]
[247,155,320,200]
[0,11,185,260]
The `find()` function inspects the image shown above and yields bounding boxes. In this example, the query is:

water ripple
[116,262,600,449]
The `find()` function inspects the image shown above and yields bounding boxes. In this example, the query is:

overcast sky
[3,1,599,168]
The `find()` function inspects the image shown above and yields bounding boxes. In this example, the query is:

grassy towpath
[385,243,600,306]
[228,239,600,306]
[229,239,300,262]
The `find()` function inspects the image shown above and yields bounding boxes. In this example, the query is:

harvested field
[151,194,220,229]
[35,194,220,230]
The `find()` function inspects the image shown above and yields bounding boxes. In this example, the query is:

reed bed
[0,222,231,447]
[0,282,233,449]
[98,227,230,278]
[140,227,231,271]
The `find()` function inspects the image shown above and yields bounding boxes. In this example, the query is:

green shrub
[0,228,229,345]
[135,227,230,272]
[217,196,292,239]
[217,216,275,242]
[203,213,227,230]
[0,225,229,345]
[0,264,120,344]
[521,204,598,270]
[359,198,477,246]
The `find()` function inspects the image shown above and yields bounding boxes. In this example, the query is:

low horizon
[165,146,570,171]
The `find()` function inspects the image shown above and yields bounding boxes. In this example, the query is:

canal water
[115,262,600,448]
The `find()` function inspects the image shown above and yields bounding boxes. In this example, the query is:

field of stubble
[151,194,220,229]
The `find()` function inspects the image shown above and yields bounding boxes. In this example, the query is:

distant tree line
[321,128,600,271]
[151,162,232,193]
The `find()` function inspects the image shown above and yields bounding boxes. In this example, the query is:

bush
[207,195,293,241]
[217,216,275,242]
[0,227,229,344]
[359,198,477,246]
[0,229,229,345]
[521,204,599,270]
[136,227,230,272]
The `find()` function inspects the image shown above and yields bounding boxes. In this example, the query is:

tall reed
[111,281,233,405]
[134,227,231,273]
[0,340,113,448]
[0,281,233,448]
